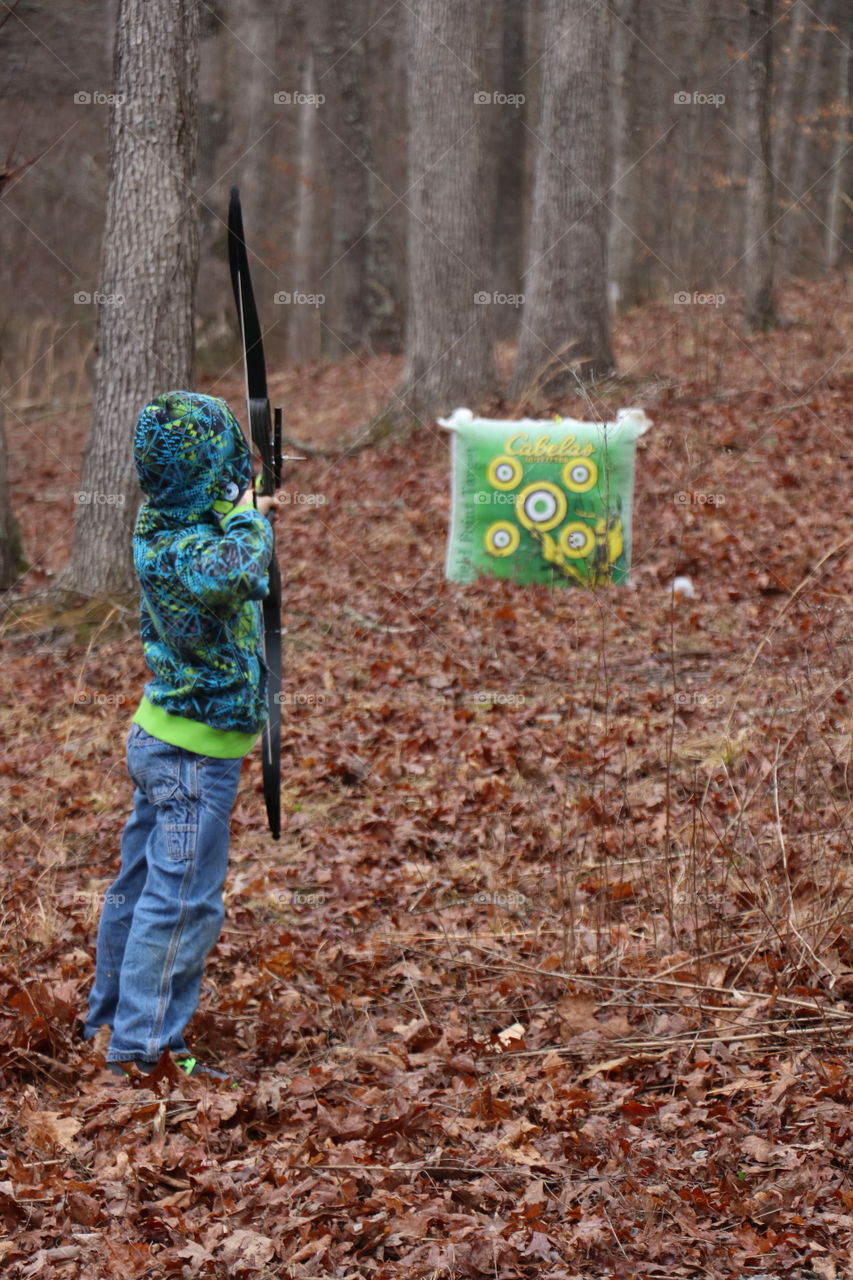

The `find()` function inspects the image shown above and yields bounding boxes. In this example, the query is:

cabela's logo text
[504,433,595,459]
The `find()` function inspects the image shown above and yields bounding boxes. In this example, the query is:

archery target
[441,408,649,588]
[516,482,567,533]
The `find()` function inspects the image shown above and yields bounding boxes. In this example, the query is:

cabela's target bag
[439,407,651,588]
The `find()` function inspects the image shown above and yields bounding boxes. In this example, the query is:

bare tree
[776,0,808,188]
[317,0,379,357]
[669,0,715,292]
[0,137,31,590]
[395,0,498,423]
[224,1,280,219]
[780,1,831,271]
[512,0,614,396]
[744,0,777,330]
[607,0,643,313]
[0,402,24,590]
[491,0,527,335]
[361,0,408,355]
[825,0,851,269]
[288,2,322,365]
[61,0,200,598]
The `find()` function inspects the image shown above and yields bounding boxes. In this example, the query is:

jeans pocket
[129,736,201,859]
[130,745,180,804]
[163,801,200,861]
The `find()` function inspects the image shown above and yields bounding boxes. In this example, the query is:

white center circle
[524,489,557,524]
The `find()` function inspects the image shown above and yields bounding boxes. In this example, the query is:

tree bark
[358,0,408,356]
[363,164,405,355]
[607,0,643,313]
[825,0,851,269]
[491,0,527,337]
[61,0,200,598]
[288,14,322,366]
[0,402,25,590]
[396,0,498,423]
[512,0,614,396]
[744,0,777,330]
[781,1,829,271]
[776,0,807,189]
[316,0,375,358]
[224,0,280,221]
[669,0,713,293]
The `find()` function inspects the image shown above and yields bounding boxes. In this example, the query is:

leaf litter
[0,279,851,1276]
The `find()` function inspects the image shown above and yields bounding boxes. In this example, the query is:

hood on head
[134,391,252,519]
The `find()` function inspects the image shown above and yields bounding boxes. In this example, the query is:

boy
[84,390,278,1079]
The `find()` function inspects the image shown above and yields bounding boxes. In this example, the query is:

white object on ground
[670,576,697,598]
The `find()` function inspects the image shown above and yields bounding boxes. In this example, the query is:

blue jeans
[84,724,243,1063]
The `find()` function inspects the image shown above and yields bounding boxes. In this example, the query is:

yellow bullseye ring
[516,481,567,533]
[559,522,595,559]
[562,456,599,493]
[485,521,520,557]
[487,455,524,491]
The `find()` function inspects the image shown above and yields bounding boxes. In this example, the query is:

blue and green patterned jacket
[130,391,274,758]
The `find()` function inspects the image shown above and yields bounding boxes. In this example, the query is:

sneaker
[175,1056,234,1081]
[106,1059,157,1077]
[106,1055,236,1082]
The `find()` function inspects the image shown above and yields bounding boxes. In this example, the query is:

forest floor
[0,277,852,1279]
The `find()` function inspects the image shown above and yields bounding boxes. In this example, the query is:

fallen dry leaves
[0,279,851,1277]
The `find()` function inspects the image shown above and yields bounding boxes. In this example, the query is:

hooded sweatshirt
[130,391,274,757]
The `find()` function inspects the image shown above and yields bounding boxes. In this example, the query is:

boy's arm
[174,504,275,611]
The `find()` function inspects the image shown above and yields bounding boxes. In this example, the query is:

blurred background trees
[0,0,850,591]
[0,0,849,404]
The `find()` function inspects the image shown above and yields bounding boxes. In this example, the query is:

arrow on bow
[227,186,283,839]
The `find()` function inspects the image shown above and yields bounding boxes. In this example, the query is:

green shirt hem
[133,696,260,759]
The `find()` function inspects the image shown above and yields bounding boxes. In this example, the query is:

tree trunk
[316,0,374,358]
[491,0,527,337]
[396,0,498,423]
[225,1,280,219]
[512,0,614,396]
[776,0,807,189]
[288,25,322,366]
[363,164,405,355]
[61,0,200,599]
[669,0,713,293]
[607,0,643,313]
[825,0,851,269]
[781,2,829,271]
[361,0,407,355]
[744,0,777,330]
[0,403,25,590]
[625,0,681,304]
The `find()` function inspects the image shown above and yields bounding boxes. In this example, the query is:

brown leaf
[741,1134,780,1163]
[218,1229,275,1270]
[20,1105,81,1156]
[66,1191,101,1226]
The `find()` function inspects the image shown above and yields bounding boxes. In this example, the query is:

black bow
[227,186,282,839]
